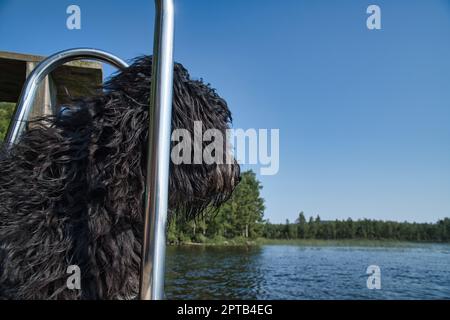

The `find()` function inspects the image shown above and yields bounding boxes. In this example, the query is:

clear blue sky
[1,0,450,223]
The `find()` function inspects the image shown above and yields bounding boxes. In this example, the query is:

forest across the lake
[168,171,450,244]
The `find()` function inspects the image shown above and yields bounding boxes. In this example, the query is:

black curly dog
[0,57,240,299]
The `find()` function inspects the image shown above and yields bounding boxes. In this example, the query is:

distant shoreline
[169,238,449,247]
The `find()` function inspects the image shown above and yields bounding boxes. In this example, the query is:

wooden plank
[0,51,102,69]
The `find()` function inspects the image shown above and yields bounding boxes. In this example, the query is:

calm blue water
[165,244,450,299]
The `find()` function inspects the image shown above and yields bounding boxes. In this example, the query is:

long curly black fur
[0,56,240,299]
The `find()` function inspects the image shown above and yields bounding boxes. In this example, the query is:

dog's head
[92,56,240,219]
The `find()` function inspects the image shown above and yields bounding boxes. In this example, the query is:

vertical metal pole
[139,0,175,300]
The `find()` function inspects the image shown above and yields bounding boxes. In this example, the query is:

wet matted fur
[0,57,240,299]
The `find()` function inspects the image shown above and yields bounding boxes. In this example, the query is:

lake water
[165,244,450,299]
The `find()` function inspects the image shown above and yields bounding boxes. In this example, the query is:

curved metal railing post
[139,0,175,300]
[4,48,129,148]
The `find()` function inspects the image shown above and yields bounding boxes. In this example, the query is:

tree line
[263,213,450,242]
[168,170,450,243]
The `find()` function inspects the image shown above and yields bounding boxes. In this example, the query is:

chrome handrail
[139,0,175,300]
[4,48,129,147]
